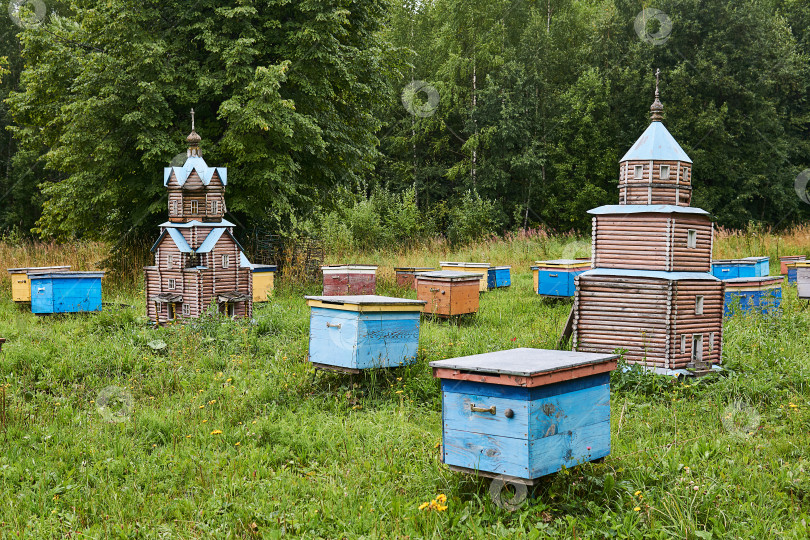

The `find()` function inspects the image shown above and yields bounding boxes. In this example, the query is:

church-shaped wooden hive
[144,111,253,324]
[572,74,724,374]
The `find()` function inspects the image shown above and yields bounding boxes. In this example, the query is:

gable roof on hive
[196,227,245,254]
[150,228,193,253]
[164,156,228,187]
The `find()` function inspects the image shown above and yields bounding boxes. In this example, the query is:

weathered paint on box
[711,257,769,280]
[723,277,782,316]
[305,295,425,370]
[440,262,491,291]
[533,260,590,297]
[322,265,378,296]
[29,272,104,314]
[779,256,806,275]
[416,271,481,317]
[7,266,71,302]
[394,267,435,290]
[796,265,810,299]
[486,266,511,289]
[431,348,617,482]
[251,266,276,302]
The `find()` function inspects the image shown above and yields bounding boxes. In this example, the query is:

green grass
[0,269,808,538]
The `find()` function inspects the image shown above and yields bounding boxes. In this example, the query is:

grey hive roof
[620,121,692,163]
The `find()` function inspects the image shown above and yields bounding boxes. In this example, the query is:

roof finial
[191,108,195,131]
[187,108,202,157]
[650,68,664,122]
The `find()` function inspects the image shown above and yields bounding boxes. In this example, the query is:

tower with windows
[572,72,724,373]
[144,111,252,324]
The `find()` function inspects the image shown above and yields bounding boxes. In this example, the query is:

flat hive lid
[779,255,806,261]
[394,267,435,272]
[28,271,105,279]
[712,259,757,266]
[7,265,71,274]
[251,264,277,272]
[416,270,484,281]
[724,276,783,287]
[306,295,425,312]
[321,264,378,270]
[491,266,511,270]
[534,259,591,268]
[582,268,719,281]
[430,348,618,377]
[439,261,491,268]
[792,261,810,268]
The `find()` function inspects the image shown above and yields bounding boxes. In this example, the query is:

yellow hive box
[7,266,71,302]
[439,262,491,292]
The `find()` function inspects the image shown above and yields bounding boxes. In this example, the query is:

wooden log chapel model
[144,111,253,324]
[572,71,724,374]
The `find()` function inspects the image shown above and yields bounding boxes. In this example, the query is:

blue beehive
[533,260,591,297]
[430,348,618,483]
[29,272,104,314]
[723,276,783,316]
[305,295,426,372]
[712,257,769,280]
[487,266,511,289]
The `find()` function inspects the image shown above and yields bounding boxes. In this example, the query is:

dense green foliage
[1,0,809,241]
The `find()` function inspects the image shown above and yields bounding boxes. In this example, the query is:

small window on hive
[687,229,697,248]
[634,165,643,179]
[709,332,715,351]
[167,254,174,268]
[660,164,670,180]
[211,200,219,214]
[680,335,686,354]
[222,254,230,268]
[692,334,703,362]
[169,200,175,215]
[695,295,704,315]
[168,278,176,290]
[182,303,190,316]
[190,200,199,214]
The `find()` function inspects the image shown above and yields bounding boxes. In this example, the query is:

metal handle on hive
[470,404,496,414]
[326,322,342,329]
[549,274,558,277]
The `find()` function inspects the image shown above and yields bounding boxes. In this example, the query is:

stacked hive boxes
[572,76,724,374]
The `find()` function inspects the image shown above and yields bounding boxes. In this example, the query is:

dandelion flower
[436,494,447,503]
[634,491,641,496]
[210,430,223,435]
[418,502,429,510]
[235,442,241,446]
[634,507,641,512]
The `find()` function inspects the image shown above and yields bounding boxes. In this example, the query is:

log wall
[618,159,692,206]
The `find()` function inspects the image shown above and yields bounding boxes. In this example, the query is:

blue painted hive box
[305,295,426,372]
[430,348,618,483]
[487,266,511,289]
[29,271,104,314]
[712,257,769,280]
[723,276,783,316]
[532,260,591,297]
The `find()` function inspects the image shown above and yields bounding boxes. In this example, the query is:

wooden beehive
[486,266,511,289]
[723,276,783,316]
[779,255,806,275]
[590,206,712,272]
[795,262,810,299]
[430,348,618,483]
[29,271,104,314]
[321,265,378,296]
[711,257,769,280]
[7,266,71,302]
[573,269,724,373]
[573,80,724,373]
[394,267,435,290]
[439,262,491,292]
[532,260,590,297]
[305,295,426,372]
[144,117,253,325]
[415,271,481,317]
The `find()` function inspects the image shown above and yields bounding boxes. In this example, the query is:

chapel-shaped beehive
[573,73,724,374]
[144,111,254,324]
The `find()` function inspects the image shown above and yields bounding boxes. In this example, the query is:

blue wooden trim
[443,429,531,478]
[440,373,609,400]
[530,420,610,477]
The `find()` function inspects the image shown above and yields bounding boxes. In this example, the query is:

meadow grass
[0,234,807,538]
